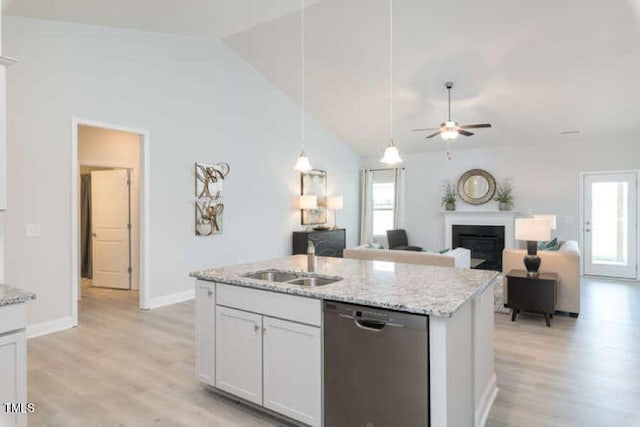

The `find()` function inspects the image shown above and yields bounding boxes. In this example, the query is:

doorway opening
[581,171,638,280]
[71,118,150,326]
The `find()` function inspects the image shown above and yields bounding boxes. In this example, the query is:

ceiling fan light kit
[412,82,492,148]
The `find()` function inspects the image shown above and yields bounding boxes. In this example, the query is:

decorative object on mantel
[515,217,552,277]
[301,169,327,225]
[457,169,496,205]
[379,0,403,165]
[194,162,229,236]
[494,178,514,211]
[293,0,313,172]
[441,180,457,211]
[327,195,344,230]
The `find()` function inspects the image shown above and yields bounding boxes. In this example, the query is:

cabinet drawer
[216,283,321,327]
[0,304,26,335]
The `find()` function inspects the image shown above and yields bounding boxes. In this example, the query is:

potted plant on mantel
[495,178,514,211]
[441,181,457,211]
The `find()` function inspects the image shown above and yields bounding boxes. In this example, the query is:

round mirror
[457,169,496,205]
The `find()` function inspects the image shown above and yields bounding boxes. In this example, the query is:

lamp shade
[533,214,557,230]
[515,218,552,241]
[299,195,317,210]
[327,196,343,210]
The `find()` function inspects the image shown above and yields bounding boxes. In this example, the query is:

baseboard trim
[475,373,498,427]
[147,289,195,309]
[27,316,75,339]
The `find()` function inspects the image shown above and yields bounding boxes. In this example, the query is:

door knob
[585,228,592,232]
[92,232,97,237]
[254,324,260,332]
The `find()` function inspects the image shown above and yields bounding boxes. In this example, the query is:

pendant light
[380,0,402,165]
[294,0,312,172]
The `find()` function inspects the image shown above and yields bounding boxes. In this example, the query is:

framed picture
[301,169,327,225]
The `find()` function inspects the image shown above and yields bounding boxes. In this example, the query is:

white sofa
[343,246,471,269]
[502,240,581,315]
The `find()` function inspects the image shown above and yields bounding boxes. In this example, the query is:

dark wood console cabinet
[292,229,346,258]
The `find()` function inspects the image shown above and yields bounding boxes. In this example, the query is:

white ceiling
[5,0,640,156]
[226,0,640,156]
[2,0,318,39]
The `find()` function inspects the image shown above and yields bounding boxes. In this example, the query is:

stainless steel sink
[242,270,300,282]
[243,269,341,287]
[288,277,340,287]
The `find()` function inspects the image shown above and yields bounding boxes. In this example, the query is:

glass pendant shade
[294,150,312,172]
[380,142,402,165]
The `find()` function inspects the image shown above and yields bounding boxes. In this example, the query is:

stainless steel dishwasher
[324,301,429,427]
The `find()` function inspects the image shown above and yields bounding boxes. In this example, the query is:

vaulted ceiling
[5,0,640,156]
[225,0,640,156]
[2,0,318,39]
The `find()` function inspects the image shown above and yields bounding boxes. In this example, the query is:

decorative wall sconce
[195,162,230,236]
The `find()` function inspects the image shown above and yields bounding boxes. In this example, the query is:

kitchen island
[191,255,499,427]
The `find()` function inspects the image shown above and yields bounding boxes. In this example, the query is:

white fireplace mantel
[442,210,520,250]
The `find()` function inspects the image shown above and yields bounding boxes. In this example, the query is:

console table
[292,229,345,258]
[506,270,558,327]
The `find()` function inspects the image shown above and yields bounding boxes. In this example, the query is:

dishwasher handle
[353,318,387,332]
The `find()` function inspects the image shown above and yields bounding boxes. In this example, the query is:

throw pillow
[538,238,560,251]
[366,242,384,250]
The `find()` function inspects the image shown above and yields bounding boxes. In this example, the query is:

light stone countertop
[0,284,36,307]
[191,256,499,317]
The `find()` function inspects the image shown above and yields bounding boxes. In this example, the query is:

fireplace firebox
[452,225,505,271]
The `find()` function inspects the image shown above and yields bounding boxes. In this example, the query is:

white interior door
[583,172,637,279]
[91,169,131,289]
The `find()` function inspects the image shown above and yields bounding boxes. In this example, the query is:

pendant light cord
[301,0,305,144]
[389,0,393,142]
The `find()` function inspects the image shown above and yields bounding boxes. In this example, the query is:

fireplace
[452,225,505,271]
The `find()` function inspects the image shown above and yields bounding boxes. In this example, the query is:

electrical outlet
[25,224,41,237]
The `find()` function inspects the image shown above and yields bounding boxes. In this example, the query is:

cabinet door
[263,317,321,426]
[215,306,263,405]
[195,281,215,385]
[0,331,27,427]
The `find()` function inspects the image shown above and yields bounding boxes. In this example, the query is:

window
[372,179,395,237]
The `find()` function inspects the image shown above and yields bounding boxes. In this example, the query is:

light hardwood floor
[27,278,640,426]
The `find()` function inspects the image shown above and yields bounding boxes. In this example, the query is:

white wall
[364,136,639,252]
[4,17,361,329]
[79,125,141,290]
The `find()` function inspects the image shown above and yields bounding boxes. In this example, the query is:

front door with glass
[583,172,637,279]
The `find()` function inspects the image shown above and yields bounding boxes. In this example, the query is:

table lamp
[515,218,552,277]
[299,195,317,231]
[327,196,343,230]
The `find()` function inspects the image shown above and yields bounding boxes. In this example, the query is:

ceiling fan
[412,82,492,140]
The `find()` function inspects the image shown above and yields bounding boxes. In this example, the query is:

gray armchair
[386,229,422,251]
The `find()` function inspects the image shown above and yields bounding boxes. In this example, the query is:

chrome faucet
[307,240,317,273]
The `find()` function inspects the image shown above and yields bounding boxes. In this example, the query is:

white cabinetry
[196,281,321,427]
[0,303,28,427]
[195,281,215,385]
[215,306,263,405]
[263,316,321,425]
[0,55,17,211]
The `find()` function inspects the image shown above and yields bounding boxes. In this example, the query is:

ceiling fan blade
[458,130,475,137]
[411,128,439,131]
[459,123,492,129]
[425,131,442,139]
